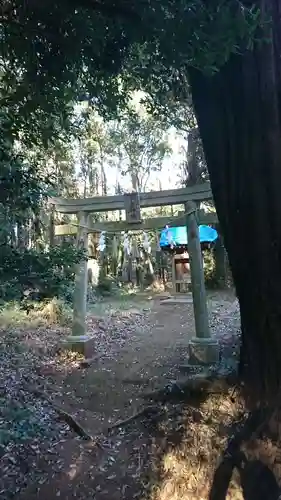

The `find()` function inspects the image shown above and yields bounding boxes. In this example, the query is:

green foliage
[0,114,46,234]
[1,0,131,136]
[108,107,171,190]
[203,249,217,289]
[203,246,230,289]
[0,243,85,302]
[0,103,83,303]
[0,0,264,313]
[97,259,113,295]
[72,102,172,199]
[125,1,263,106]
[0,115,83,304]
[76,108,111,197]
[1,1,263,129]
[0,0,264,234]
[97,276,113,295]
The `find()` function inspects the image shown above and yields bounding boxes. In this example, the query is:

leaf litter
[0,305,154,499]
[0,293,243,499]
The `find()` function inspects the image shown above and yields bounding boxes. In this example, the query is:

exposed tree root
[49,401,95,441]
[107,405,162,431]
[79,355,101,368]
[26,385,102,446]
[121,377,151,386]
[142,372,233,403]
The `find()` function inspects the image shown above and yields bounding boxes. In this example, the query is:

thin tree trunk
[49,205,55,248]
[31,215,41,250]
[95,170,99,195]
[185,128,199,186]
[83,174,87,198]
[188,0,281,402]
[131,168,139,192]
[17,223,29,249]
[11,227,16,247]
[101,162,108,221]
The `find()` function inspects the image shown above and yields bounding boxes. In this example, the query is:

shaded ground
[0,290,249,499]
[48,290,239,437]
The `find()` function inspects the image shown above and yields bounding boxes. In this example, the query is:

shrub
[39,297,72,325]
[0,242,85,302]
[96,275,112,295]
[203,248,218,289]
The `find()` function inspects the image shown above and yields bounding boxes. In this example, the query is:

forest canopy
[1,0,262,136]
[2,0,281,402]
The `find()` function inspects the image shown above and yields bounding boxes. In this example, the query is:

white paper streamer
[164,225,175,248]
[98,231,106,252]
[142,231,151,253]
[123,234,131,255]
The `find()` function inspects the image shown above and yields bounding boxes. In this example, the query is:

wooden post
[185,202,210,339]
[111,235,119,277]
[72,211,89,337]
[124,192,141,223]
[171,255,177,294]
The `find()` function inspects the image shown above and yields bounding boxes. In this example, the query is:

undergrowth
[0,298,72,328]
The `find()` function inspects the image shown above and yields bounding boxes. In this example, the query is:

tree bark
[214,234,227,288]
[188,0,281,402]
[49,205,55,248]
[184,128,201,186]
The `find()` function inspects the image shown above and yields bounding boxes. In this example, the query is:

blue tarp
[159,225,218,247]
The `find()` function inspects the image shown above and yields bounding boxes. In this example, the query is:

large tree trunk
[188,0,281,403]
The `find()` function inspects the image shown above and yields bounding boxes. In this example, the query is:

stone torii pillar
[72,211,89,337]
[63,211,95,357]
[185,202,219,366]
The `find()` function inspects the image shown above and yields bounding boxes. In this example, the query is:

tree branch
[26,385,102,445]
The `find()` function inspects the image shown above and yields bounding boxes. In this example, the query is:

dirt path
[4,290,240,499]
[33,291,238,438]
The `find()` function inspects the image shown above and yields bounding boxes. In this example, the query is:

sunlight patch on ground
[87,296,152,318]
[149,395,243,500]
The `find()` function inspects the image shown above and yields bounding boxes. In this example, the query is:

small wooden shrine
[159,225,218,294]
[172,252,191,294]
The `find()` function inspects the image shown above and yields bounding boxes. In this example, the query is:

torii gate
[51,182,219,365]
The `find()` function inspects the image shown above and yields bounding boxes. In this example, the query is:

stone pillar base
[188,337,220,366]
[61,335,95,358]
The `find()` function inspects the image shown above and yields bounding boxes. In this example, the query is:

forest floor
[1,288,279,500]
